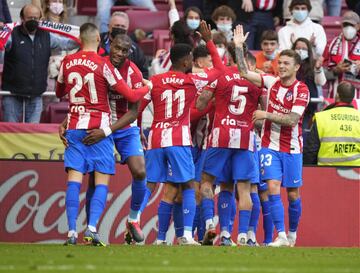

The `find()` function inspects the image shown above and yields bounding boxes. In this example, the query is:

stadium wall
[0,122,359,247]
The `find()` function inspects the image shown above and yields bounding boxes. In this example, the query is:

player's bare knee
[259,190,269,202]
[220,182,233,192]
[132,169,146,181]
[181,180,195,191]
[201,186,214,199]
[287,188,300,201]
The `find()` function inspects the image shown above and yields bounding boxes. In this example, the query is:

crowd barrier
[0,122,359,246]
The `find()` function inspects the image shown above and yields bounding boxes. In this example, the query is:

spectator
[283,0,324,23]
[241,0,282,50]
[324,0,342,16]
[303,81,360,166]
[96,0,157,33]
[346,0,360,16]
[278,0,327,57]
[149,20,194,76]
[99,11,149,78]
[168,0,203,45]
[292,37,326,130]
[1,4,78,123]
[183,0,203,11]
[32,0,67,23]
[323,11,360,99]
[212,31,228,64]
[0,0,11,27]
[255,30,279,75]
[211,5,236,43]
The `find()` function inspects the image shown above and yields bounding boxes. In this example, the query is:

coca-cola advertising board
[0,160,359,246]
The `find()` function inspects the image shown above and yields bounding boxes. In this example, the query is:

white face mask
[295,49,309,61]
[264,51,276,60]
[292,10,308,23]
[217,47,225,58]
[186,19,200,30]
[49,2,64,15]
[217,23,232,33]
[343,26,357,40]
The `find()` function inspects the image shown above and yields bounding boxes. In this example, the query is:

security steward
[304,81,360,166]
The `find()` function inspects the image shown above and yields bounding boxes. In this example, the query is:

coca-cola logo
[0,162,168,244]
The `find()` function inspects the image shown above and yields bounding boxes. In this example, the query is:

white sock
[238,232,247,239]
[88,225,97,232]
[220,230,231,238]
[205,219,214,230]
[67,230,78,238]
[183,230,193,240]
[288,231,297,238]
[278,231,287,239]
[247,230,256,242]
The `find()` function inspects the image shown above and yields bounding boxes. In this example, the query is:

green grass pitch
[1,244,359,273]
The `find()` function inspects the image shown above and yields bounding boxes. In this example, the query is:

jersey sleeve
[260,74,278,89]
[103,62,149,103]
[291,83,310,116]
[191,69,221,92]
[55,60,66,98]
[131,64,144,89]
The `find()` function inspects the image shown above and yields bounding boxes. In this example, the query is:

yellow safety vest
[315,106,360,166]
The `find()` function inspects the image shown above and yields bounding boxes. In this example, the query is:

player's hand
[155,49,167,59]
[82,129,105,145]
[233,25,249,47]
[315,56,324,69]
[241,0,254,12]
[166,0,176,9]
[198,20,212,42]
[58,123,68,147]
[140,130,148,150]
[252,110,267,123]
[334,61,351,74]
[310,33,316,47]
[142,78,153,91]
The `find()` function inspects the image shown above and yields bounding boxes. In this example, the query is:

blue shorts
[145,146,195,183]
[259,148,303,188]
[113,127,144,164]
[64,130,115,175]
[192,146,207,183]
[203,147,257,183]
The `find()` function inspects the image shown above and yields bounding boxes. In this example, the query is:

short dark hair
[261,30,278,43]
[170,43,193,65]
[337,81,355,103]
[211,5,236,22]
[171,20,193,47]
[112,33,132,46]
[212,31,227,46]
[280,49,301,65]
[184,6,203,20]
[193,45,209,61]
[80,23,99,43]
[289,0,312,11]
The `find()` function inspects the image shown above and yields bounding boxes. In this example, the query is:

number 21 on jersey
[161,89,185,119]
[68,72,97,104]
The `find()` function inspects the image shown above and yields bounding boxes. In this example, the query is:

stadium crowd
[0,0,359,246]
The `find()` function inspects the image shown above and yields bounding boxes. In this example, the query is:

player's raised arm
[233,25,262,87]
[199,21,224,71]
[104,63,152,103]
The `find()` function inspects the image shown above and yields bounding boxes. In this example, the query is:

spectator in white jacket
[278,0,327,57]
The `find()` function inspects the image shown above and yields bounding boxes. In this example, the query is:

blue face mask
[292,10,308,23]
[186,19,200,30]
[264,51,276,60]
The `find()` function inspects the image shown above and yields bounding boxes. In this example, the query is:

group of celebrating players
[57,20,309,248]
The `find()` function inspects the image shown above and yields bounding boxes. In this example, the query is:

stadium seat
[322,16,342,42]
[138,39,155,56]
[126,10,169,33]
[153,29,171,50]
[45,102,69,124]
[77,0,97,16]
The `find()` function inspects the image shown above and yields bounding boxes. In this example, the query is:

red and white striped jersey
[56,51,149,130]
[108,59,143,128]
[207,66,262,151]
[146,69,221,149]
[260,74,310,153]
[190,97,215,150]
[256,0,276,10]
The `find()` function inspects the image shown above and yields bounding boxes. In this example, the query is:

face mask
[295,49,309,61]
[217,23,232,33]
[49,3,64,15]
[110,27,126,39]
[25,20,39,32]
[217,47,225,58]
[186,19,200,30]
[264,51,276,60]
[292,10,308,23]
[343,26,357,40]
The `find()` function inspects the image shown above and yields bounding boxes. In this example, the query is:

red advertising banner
[0,161,359,246]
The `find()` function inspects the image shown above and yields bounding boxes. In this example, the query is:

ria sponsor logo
[155,121,179,129]
[70,105,85,113]
[221,116,236,126]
